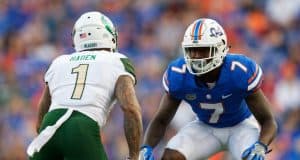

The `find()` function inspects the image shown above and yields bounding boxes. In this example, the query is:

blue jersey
[162,54,263,128]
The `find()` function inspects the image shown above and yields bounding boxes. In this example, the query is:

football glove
[242,141,270,160]
[139,145,154,160]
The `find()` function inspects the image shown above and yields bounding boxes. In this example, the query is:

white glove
[242,141,270,160]
[138,145,154,160]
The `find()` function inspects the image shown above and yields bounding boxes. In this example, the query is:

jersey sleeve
[44,55,65,84]
[247,63,263,93]
[120,58,136,84]
[162,67,170,93]
[236,56,264,95]
[115,57,136,84]
[44,60,56,84]
[162,58,186,100]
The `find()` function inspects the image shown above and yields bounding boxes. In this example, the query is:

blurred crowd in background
[0,0,300,159]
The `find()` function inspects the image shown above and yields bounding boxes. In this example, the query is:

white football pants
[165,116,260,160]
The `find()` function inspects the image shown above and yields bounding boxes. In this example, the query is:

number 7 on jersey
[71,64,89,99]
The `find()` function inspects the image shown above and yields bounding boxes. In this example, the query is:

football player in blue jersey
[139,18,277,160]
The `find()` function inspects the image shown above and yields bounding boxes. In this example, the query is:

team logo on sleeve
[186,94,197,101]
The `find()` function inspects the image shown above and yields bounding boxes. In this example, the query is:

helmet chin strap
[192,61,214,74]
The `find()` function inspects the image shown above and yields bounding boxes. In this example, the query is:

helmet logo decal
[101,16,115,37]
[210,27,223,37]
[191,20,204,40]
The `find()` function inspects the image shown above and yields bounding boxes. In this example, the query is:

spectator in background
[274,60,300,113]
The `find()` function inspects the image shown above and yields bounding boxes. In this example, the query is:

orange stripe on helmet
[198,19,205,40]
[191,22,197,40]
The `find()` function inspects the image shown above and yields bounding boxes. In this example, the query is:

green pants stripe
[29,109,108,160]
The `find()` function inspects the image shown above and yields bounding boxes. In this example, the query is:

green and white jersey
[45,50,135,127]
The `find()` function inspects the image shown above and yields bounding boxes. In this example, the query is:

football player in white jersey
[139,18,277,160]
[27,11,142,160]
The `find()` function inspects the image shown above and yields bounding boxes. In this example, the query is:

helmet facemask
[184,44,225,75]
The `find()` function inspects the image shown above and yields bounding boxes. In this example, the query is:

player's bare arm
[245,89,277,145]
[115,75,143,160]
[36,84,51,133]
[144,93,181,147]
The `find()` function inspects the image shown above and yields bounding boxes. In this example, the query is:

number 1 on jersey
[71,64,89,99]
